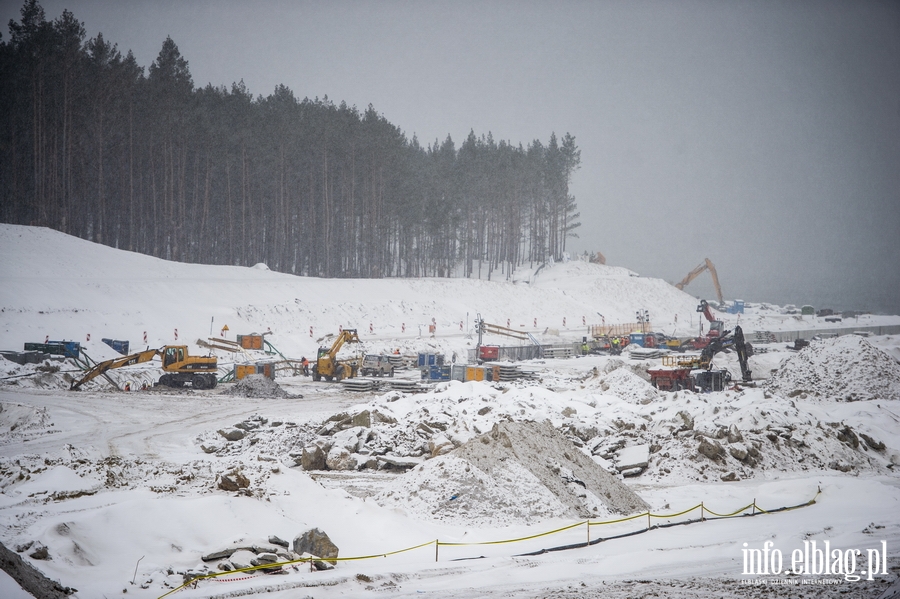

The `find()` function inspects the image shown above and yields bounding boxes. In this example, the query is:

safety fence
[158,489,820,598]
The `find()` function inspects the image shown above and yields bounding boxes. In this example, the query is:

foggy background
[3,0,898,313]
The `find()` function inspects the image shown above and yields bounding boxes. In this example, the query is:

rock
[228,549,256,570]
[729,443,749,462]
[620,467,643,477]
[726,425,743,443]
[860,433,885,451]
[837,426,859,449]
[376,454,424,469]
[218,428,246,442]
[202,549,237,562]
[293,529,339,565]
[697,438,725,461]
[234,421,260,431]
[200,444,219,454]
[217,561,232,571]
[372,410,397,425]
[325,447,358,471]
[477,406,492,416]
[332,427,363,453]
[218,470,250,491]
[29,544,49,560]
[615,444,650,472]
[721,471,739,482]
[428,434,455,458]
[351,410,371,428]
[301,445,326,471]
[562,407,578,418]
[269,535,289,548]
[677,411,694,432]
[251,552,282,572]
[829,460,852,472]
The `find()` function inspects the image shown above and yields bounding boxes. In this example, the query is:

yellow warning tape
[438,520,585,547]
[157,489,821,598]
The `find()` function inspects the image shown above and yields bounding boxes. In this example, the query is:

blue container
[47,340,83,358]
[727,300,745,314]
[101,338,130,355]
[629,333,646,348]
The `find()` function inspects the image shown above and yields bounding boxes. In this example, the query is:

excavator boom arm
[70,348,161,390]
[675,258,725,305]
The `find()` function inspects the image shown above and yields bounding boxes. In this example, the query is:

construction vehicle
[70,345,218,390]
[648,325,752,391]
[312,329,361,382]
[675,258,724,305]
[360,354,394,377]
[700,325,753,383]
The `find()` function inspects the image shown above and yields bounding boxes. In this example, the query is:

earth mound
[375,420,649,526]
[766,335,900,401]
[223,375,295,399]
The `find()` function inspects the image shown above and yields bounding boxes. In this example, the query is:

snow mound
[767,336,900,401]
[375,420,649,526]
[592,366,659,405]
[223,375,295,399]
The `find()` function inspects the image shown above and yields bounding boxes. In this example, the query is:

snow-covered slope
[1,224,703,362]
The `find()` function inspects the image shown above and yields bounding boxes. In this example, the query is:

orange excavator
[675,258,724,305]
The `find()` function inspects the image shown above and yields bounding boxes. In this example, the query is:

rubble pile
[223,375,297,399]
[375,421,649,526]
[767,336,900,401]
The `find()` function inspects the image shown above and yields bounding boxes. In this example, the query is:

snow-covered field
[1,223,899,598]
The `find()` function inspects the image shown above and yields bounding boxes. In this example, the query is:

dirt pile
[767,336,900,401]
[375,420,648,526]
[223,375,297,399]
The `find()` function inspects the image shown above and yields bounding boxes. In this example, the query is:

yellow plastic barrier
[158,489,820,598]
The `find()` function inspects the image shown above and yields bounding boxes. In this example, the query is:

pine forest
[0,0,581,280]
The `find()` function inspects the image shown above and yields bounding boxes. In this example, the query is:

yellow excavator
[70,345,218,390]
[675,258,724,305]
[312,329,361,382]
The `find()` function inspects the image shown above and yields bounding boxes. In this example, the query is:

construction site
[2,226,900,599]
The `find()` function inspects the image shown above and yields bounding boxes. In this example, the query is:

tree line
[0,0,581,279]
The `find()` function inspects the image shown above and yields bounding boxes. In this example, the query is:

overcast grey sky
[3,0,899,312]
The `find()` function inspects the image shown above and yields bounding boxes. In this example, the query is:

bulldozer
[312,329,361,382]
[70,345,218,391]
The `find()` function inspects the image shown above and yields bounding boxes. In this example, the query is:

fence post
[647,511,651,530]
[752,499,756,516]
[701,502,705,521]
[435,539,439,562]
[586,520,590,546]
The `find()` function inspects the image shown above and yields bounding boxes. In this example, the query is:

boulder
[301,445,326,471]
[325,447,358,471]
[218,470,250,491]
[217,428,246,442]
[268,535,289,548]
[697,437,725,461]
[332,427,363,453]
[726,425,743,443]
[351,410,371,428]
[293,529,339,565]
[615,444,650,472]
[729,443,749,462]
[837,426,859,449]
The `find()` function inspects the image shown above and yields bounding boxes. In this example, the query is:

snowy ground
[1,224,900,598]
